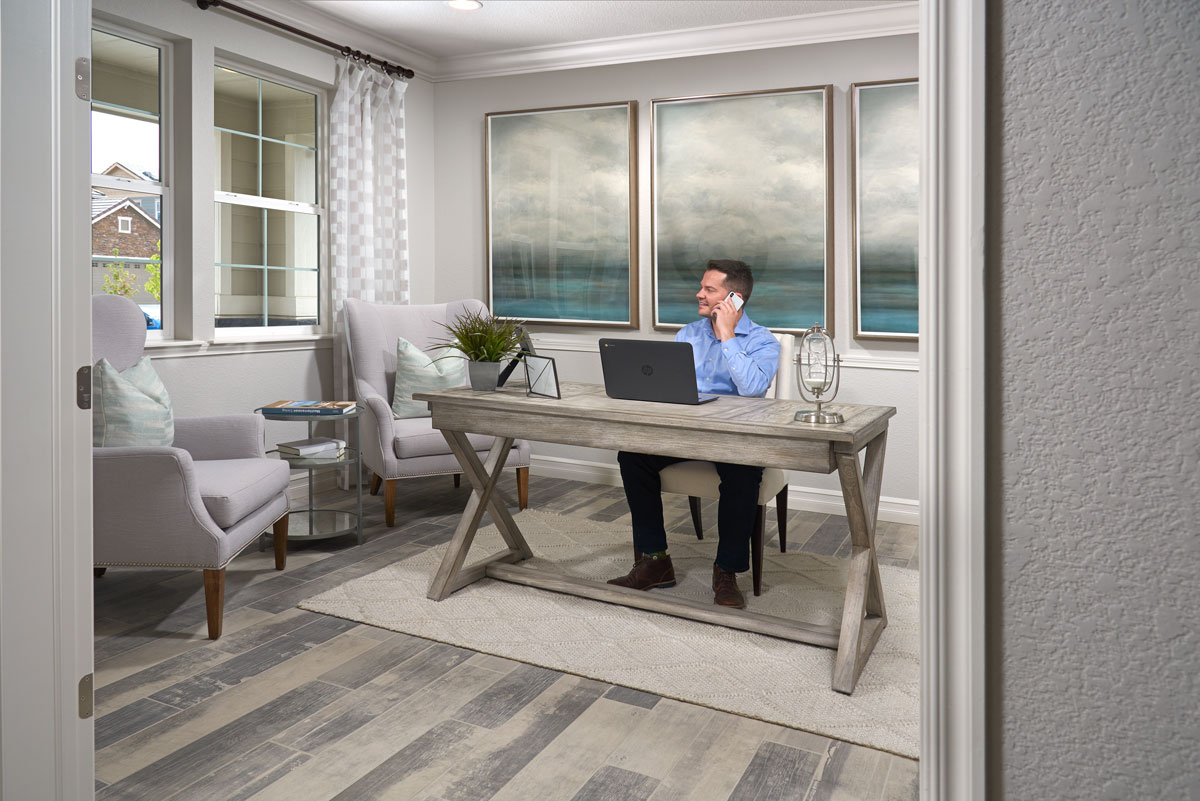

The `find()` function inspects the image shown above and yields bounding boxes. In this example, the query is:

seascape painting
[853,80,919,339]
[653,87,832,332]
[487,102,637,326]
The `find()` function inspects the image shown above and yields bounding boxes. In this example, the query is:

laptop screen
[598,339,718,405]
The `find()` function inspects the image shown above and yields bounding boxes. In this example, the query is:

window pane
[214,130,259,195]
[91,30,160,177]
[92,188,164,329]
[262,140,316,203]
[261,79,316,144]
[214,203,264,266]
[215,266,266,327]
[214,67,259,135]
[265,209,319,269]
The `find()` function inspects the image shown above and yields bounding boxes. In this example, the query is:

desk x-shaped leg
[427,432,533,601]
[831,429,889,694]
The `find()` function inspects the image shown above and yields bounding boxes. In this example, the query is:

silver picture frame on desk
[523,354,560,399]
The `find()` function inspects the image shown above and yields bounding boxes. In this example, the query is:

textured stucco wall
[989,1,1200,797]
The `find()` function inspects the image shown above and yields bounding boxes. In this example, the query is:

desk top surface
[414,381,894,447]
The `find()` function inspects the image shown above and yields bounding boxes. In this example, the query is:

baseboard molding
[530,455,920,526]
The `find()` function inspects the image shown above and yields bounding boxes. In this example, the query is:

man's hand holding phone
[712,291,744,340]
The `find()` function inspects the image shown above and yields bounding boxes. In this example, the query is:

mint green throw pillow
[92,356,174,447]
[391,336,466,419]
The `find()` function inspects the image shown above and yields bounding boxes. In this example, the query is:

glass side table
[261,408,363,546]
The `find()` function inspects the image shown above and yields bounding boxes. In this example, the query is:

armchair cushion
[92,356,174,447]
[192,458,290,529]
[391,336,465,419]
[391,417,495,460]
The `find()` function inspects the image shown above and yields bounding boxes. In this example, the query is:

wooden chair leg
[384,478,397,527]
[688,496,704,540]
[272,513,289,570]
[202,568,225,640]
[516,466,530,510]
[369,473,382,496]
[453,473,461,488]
[751,506,765,597]
[775,487,788,553]
[93,567,107,577]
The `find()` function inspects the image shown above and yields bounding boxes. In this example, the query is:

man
[608,259,780,609]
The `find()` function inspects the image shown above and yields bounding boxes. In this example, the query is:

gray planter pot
[466,360,503,391]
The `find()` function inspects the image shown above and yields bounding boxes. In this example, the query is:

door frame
[0,0,95,797]
[919,0,987,797]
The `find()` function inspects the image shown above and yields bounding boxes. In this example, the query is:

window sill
[145,333,333,359]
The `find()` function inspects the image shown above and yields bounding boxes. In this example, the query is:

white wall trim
[432,4,920,82]
[529,454,919,526]
[531,335,918,372]
[237,0,916,83]
[145,336,334,360]
[919,0,988,797]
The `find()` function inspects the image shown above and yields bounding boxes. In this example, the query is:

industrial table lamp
[795,323,844,424]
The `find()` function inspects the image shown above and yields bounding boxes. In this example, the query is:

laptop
[598,338,719,405]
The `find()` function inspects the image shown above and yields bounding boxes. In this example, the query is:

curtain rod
[195,0,415,80]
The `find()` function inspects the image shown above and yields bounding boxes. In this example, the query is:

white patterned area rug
[300,509,918,758]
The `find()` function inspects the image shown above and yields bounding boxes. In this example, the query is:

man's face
[695,269,729,318]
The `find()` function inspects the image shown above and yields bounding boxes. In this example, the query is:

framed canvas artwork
[486,101,638,327]
[852,79,919,340]
[652,86,833,333]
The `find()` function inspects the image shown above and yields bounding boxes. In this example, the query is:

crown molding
[229,1,916,84]
[431,3,918,82]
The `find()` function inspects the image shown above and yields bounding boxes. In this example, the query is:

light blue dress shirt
[675,313,780,398]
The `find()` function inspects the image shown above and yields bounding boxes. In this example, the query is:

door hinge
[76,365,91,410]
[74,57,91,101]
[78,673,94,719]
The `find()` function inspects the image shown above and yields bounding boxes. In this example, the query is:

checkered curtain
[329,59,408,484]
[330,58,409,397]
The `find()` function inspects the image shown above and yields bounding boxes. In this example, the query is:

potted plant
[433,308,527,391]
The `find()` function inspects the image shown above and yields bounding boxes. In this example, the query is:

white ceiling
[295,1,897,60]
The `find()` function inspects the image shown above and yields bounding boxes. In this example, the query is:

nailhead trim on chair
[94,510,290,571]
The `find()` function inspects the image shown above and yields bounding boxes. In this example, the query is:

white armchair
[343,298,531,527]
[658,332,796,596]
[92,294,291,639]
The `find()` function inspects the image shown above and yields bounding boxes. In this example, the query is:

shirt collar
[705,312,753,340]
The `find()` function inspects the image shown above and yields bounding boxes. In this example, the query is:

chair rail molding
[919,0,987,798]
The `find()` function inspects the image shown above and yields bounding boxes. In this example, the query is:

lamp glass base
[795,409,844,424]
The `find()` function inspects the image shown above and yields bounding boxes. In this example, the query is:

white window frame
[117,215,132,233]
[212,60,327,340]
[90,21,172,341]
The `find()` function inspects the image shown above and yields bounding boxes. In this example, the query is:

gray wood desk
[413,382,895,694]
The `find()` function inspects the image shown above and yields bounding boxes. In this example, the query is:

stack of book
[276,437,346,459]
[259,400,357,416]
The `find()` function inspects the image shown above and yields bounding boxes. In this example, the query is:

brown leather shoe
[607,556,676,590]
[712,565,746,609]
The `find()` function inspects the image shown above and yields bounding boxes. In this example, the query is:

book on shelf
[259,400,356,416]
[282,447,345,460]
[276,437,347,456]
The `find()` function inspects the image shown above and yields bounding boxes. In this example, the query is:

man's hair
[705,259,754,302]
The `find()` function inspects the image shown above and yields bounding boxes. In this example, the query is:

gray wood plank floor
[94,474,919,801]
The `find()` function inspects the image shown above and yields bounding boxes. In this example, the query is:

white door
[1,0,95,797]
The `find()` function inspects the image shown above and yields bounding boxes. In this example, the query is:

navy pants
[616,451,763,574]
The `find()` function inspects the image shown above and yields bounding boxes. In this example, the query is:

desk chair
[343,298,530,527]
[92,294,291,639]
[657,332,796,596]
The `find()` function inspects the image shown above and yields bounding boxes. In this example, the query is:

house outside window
[213,66,321,329]
[90,28,166,332]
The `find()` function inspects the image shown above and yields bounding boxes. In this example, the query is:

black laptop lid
[598,339,717,405]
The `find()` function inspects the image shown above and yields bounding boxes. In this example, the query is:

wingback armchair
[92,294,291,639]
[343,298,531,527]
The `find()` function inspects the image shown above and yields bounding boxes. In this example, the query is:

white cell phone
[725,291,744,312]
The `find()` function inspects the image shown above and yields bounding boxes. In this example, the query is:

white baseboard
[285,469,339,505]
[530,454,920,526]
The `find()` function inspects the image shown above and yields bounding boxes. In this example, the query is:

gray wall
[430,36,921,512]
[988,0,1200,796]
